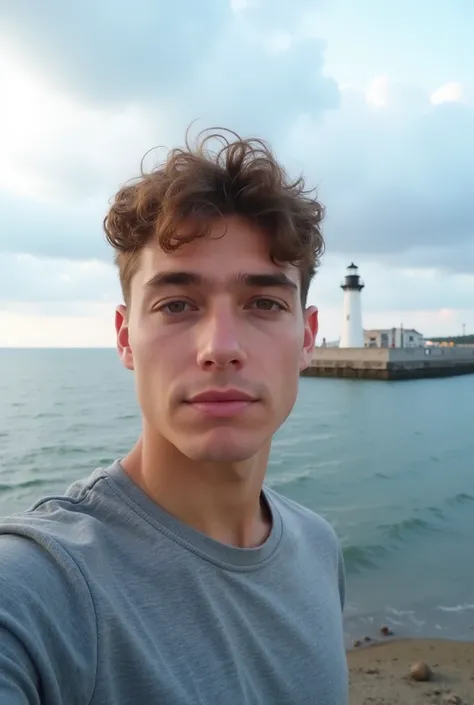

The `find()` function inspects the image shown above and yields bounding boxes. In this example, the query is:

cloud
[0,0,231,106]
[0,192,109,261]
[0,0,337,132]
[0,48,167,202]
[0,254,120,303]
[310,256,474,314]
[430,81,465,106]
[286,77,474,272]
[231,0,322,34]
[0,1,339,263]
[175,35,339,139]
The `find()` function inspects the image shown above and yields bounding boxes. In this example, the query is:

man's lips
[186,389,257,403]
[184,389,258,417]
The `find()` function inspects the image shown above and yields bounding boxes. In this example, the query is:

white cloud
[365,76,391,108]
[286,77,474,271]
[311,256,474,311]
[430,81,465,105]
[0,47,163,202]
[0,253,120,303]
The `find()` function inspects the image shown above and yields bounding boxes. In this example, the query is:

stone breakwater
[302,346,474,380]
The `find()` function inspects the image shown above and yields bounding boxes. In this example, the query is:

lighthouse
[340,263,365,348]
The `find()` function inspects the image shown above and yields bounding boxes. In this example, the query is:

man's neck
[121,435,272,548]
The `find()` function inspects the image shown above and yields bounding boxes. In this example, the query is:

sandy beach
[347,638,474,704]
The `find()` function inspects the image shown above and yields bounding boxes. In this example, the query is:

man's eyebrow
[143,271,298,292]
[238,272,298,291]
[144,271,202,290]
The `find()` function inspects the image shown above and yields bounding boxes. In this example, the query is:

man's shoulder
[0,532,77,597]
[0,502,96,605]
[0,464,114,586]
[0,529,98,654]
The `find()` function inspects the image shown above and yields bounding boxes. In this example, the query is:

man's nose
[196,306,247,371]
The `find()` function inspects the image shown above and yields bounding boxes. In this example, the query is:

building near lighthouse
[364,328,424,348]
[339,263,364,348]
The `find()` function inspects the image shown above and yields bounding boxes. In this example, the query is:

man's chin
[178,432,265,464]
[186,447,258,465]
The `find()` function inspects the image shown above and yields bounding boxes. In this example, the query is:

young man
[0,130,348,703]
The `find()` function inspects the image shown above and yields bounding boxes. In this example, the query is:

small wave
[386,607,425,627]
[0,477,55,492]
[266,467,313,488]
[427,506,446,520]
[374,472,391,480]
[378,516,437,542]
[386,607,416,617]
[437,603,474,613]
[96,457,114,467]
[342,543,388,574]
[272,436,308,449]
[37,444,108,456]
[447,492,474,506]
[268,459,342,489]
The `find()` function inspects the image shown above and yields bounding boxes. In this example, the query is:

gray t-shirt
[0,461,348,704]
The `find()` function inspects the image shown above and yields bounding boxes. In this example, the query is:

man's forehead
[136,239,300,286]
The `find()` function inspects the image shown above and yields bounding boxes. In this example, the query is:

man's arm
[0,534,97,705]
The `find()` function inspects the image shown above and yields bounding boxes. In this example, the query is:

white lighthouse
[339,263,365,348]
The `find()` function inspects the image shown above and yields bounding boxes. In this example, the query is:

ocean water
[1,348,473,646]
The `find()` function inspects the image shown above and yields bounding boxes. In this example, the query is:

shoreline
[347,637,474,704]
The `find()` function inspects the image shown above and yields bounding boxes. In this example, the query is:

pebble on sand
[409,661,432,681]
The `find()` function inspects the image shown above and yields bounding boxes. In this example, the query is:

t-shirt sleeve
[0,626,40,705]
[0,533,97,705]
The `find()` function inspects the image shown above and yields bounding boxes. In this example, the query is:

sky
[1,0,473,347]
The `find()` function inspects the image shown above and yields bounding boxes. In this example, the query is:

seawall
[301,346,474,380]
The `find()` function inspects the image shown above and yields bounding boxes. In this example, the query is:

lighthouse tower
[340,263,365,348]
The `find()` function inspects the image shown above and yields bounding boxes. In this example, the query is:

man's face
[116,216,318,463]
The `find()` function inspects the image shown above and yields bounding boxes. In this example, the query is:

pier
[302,346,474,380]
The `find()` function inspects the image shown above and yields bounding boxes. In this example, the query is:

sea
[1,347,473,647]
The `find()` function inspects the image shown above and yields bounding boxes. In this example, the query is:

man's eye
[250,298,285,312]
[158,301,194,315]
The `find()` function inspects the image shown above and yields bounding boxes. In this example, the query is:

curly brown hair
[103,128,325,306]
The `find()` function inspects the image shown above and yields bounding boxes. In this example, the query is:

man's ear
[300,306,318,371]
[115,305,134,371]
